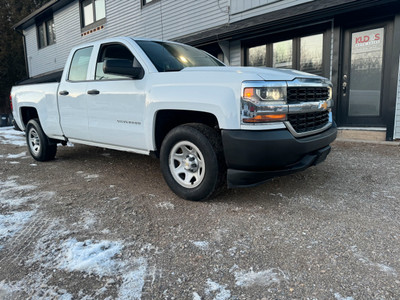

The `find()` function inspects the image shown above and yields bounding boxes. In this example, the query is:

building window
[81,0,106,29]
[37,18,56,49]
[300,34,323,75]
[247,33,326,76]
[273,39,292,69]
[142,0,160,6]
[248,45,266,67]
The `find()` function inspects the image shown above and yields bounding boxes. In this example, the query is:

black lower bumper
[221,123,337,188]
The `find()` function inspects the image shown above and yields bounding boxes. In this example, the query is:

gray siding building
[14,0,400,140]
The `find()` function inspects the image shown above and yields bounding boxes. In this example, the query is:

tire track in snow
[0,217,50,265]
[10,218,51,264]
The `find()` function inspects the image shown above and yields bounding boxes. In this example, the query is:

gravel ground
[0,126,399,300]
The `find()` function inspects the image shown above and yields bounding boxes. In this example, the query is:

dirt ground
[0,126,400,300]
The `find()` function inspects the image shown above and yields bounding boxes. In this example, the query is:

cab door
[58,46,93,141]
[86,43,147,150]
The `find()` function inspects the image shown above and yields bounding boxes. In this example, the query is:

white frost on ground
[0,272,73,299]
[192,292,202,300]
[0,179,37,195]
[84,174,99,180]
[26,218,149,299]
[56,238,149,299]
[0,211,35,247]
[156,201,175,210]
[57,239,123,276]
[6,152,27,159]
[191,240,209,251]
[334,292,355,300]
[204,279,231,300]
[118,257,148,300]
[0,176,74,299]
[233,266,288,288]
[0,179,38,249]
[0,127,25,146]
[350,246,398,276]
[81,211,96,229]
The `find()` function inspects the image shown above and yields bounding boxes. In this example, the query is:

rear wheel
[160,123,226,201]
[26,119,57,161]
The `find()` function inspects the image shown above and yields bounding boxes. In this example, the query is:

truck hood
[181,66,325,82]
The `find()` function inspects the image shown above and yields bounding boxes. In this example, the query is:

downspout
[14,28,30,79]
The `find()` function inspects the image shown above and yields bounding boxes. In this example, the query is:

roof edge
[14,0,75,31]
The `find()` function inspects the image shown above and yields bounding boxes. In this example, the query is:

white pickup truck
[11,37,337,201]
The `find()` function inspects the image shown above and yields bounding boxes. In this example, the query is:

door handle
[59,90,69,96]
[87,89,100,95]
[342,74,348,96]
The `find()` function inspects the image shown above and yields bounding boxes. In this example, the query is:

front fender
[145,84,240,150]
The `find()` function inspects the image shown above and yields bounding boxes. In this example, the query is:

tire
[26,119,57,161]
[160,123,226,201]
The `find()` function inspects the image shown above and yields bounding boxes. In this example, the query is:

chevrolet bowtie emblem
[319,101,328,110]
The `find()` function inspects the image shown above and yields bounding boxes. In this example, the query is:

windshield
[135,40,225,72]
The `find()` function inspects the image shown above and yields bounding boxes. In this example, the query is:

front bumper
[221,122,337,187]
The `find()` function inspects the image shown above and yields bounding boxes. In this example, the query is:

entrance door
[338,24,391,127]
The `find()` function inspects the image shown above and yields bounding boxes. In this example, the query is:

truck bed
[16,70,63,86]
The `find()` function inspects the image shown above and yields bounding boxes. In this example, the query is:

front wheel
[160,124,226,201]
[26,119,57,161]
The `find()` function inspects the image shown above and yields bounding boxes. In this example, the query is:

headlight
[241,81,287,123]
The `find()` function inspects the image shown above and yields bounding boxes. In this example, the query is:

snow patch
[234,267,288,287]
[205,279,231,300]
[350,246,397,276]
[0,272,73,299]
[0,211,35,244]
[0,127,26,146]
[334,292,354,300]
[57,239,123,277]
[84,174,99,180]
[193,292,202,300]
[0,179,37,195]
[81,211,96,229]
[191,241,209,251]
[6,152,27,159]
[0,179,39,248]
[228,247,237,256]
[118,257,148,300]
[156,202,175,210]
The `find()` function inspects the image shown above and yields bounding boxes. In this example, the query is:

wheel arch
[20,106,39,129]
[153,110,220,155]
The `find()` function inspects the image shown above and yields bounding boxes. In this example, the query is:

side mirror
[103,59,144,79]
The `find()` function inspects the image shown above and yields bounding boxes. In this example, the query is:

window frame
[80,0,106,32]
[36,16,56,49]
